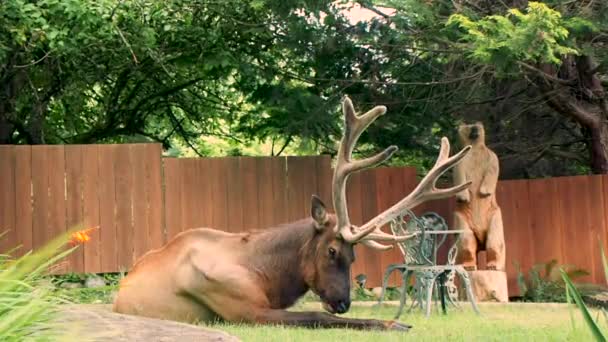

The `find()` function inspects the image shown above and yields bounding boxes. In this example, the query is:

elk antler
[333,96,472,250]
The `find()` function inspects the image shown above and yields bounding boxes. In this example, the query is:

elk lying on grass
[112,96,471,331]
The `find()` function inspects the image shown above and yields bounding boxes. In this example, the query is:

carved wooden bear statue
[453,122,505,271]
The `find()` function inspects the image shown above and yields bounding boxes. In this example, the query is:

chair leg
[408,272,421,313]
[378,264,403,306]
[445,271,461,310]
[456,268,480,315]
[395,270,411,319]
[438,273,447,315]
[424,276,435,318]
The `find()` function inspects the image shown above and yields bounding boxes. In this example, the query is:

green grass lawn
[212,302,605,342]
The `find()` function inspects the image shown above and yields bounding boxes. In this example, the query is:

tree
[446,1,608,173]
[0,0,334,156]
[4,0,608,177]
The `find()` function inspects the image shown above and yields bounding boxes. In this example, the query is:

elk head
[305,96,472,315]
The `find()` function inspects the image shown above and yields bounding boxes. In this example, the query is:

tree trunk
[536,56,608,174]
[28,104,46,144]
[590,122,608,174]
[0,114,13,144]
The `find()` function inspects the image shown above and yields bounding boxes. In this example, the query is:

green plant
[515,259,589,303]
[56,286,117,304]
[49,272,86,287]
[561,240,608,341]
[0,229,80,341]
[102,272,124,286]
[562,269,606,341]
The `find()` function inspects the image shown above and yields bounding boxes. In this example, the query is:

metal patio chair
[376,210,480,318]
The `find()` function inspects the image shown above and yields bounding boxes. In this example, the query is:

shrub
[0,229,83,341]
[515,259,589,303]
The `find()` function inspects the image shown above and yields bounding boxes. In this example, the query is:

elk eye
[328,247,337,257]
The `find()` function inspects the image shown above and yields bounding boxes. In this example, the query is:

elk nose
[336,300,350,314]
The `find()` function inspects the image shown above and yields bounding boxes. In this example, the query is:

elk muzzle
[322,298,351,314]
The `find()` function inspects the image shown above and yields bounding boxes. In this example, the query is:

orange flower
[68,226,99,246]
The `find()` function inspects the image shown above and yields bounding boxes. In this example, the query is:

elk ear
[311,195,328,231]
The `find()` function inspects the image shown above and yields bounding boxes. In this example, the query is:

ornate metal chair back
[390,210,449,266]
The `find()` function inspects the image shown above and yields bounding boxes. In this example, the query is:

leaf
[48,30,59,40]
[545,259,558,278]
[566,283,576,330]
[600,240,608,286]
[560,268,607,342]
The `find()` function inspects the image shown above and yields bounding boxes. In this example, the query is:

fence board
[196,158,214,228]
[255,157,275,229]
[286,157,314,222]
[31,147,49,251]
[498,179,533,295]
[163,158,182,240]
[241,157,260,230]
[586,175,606,283]
[602,175,608,277]
[47,146,66,273]
[270,158,288,226]
[190,159,204,228]
[14,146,32,256]
[114,145,134,271]
[315,155,333,211]
[131,144,149,261]
[5,143,608,295]
[65,145,85,273]
[180,158,196,231]
[373,168,399,286]
[226,157,243,232]
[0,146,15,254]
[97,145,118,273]
[347,172,366,285]
[557,176,595,283]
[82,146,101,273]
[209,158,229,231]
[528,179,562,272]
[145,145,165,248]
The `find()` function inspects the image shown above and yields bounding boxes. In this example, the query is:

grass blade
[599,240,608,286]
[0,226,84,341]
[566,283,576,330]
[561,268,606,342]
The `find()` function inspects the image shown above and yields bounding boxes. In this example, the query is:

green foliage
[447,2,584,69]
[562,270,606,341]
[3,0,607,177]
[560,242,608,341]
[47,272,122,304]
[56,286,116,304]
[0,229,78,341]
[49,271,121,288]
[515,259,589,303]
[220,302,602,341]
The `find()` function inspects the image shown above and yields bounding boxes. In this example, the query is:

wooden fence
[0,144,164,274]
[1,143,607,296]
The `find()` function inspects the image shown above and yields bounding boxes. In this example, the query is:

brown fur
[453,122,505,271]
[111,96,474,332]
[113,197,409,331]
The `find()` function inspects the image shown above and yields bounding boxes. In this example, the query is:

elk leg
[183,256,411,331]
[252,309,412,331]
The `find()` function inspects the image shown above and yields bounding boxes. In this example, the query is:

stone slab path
[56,304,240,342]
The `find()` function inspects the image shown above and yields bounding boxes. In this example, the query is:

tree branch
[164,104,204,157]
[275,136,293,156]
[518,61,576,85]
